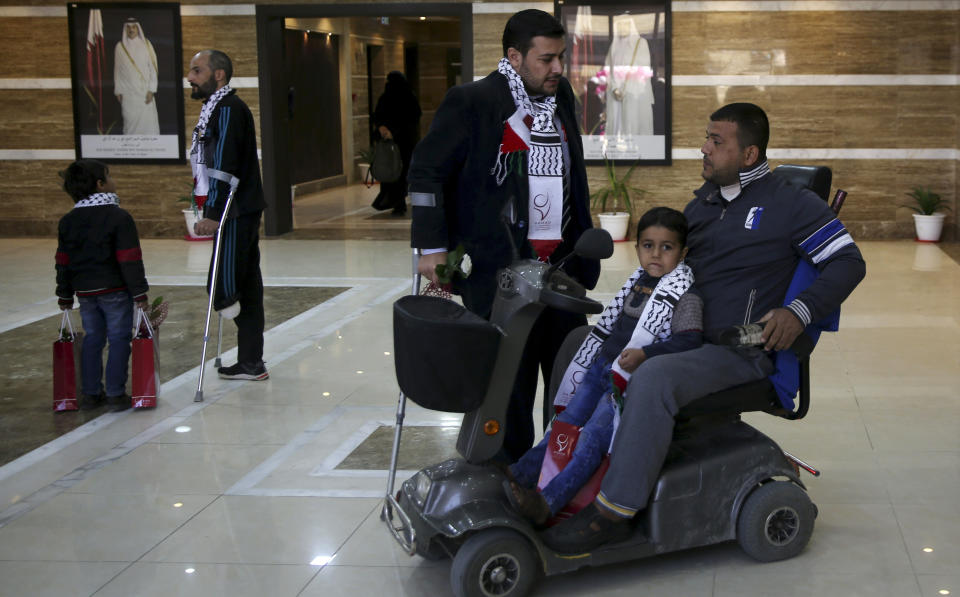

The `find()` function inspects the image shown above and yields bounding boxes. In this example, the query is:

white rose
[460,253,472,277]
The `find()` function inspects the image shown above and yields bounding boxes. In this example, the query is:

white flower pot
[598,212,630,242]
[912,213,946,243]
[183,209,213,240]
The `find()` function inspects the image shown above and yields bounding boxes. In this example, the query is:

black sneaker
[218,361,269,381]
[79,392,106,410]
[106,393,131,412]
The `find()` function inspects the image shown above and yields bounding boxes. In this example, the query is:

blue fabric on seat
[769,260,840,409]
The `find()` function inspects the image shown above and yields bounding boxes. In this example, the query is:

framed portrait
[67,2,185,163]
[555,0,671,164]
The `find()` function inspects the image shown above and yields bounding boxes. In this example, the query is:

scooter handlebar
[541,287,604,314]
[540,271,604,315]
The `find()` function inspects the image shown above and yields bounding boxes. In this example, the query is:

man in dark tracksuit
[408,10,600,461]
[189,49,268,381]
[544,103,866,552]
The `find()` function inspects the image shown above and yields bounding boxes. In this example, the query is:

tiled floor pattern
[0,237,957,596]
[0,285,346,466]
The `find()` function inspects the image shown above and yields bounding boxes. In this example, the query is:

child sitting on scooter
[505,207,703,525]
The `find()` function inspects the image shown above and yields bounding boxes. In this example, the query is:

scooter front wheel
[450,528,540,597]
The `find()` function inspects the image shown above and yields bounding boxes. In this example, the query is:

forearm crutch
[194,175,239,403]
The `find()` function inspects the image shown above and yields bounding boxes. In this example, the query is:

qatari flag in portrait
[84,9,105,132]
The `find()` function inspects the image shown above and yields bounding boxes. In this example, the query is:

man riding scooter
[541,102,866,553]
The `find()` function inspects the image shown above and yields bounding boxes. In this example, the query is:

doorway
[256,4,473,237]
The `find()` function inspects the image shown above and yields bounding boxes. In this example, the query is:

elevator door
[284,29,343,184]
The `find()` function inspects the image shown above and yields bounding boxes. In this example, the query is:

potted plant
[903,186,950,242]
[591,158,644,241]
[358,145,375,184]
[178,185,212,240]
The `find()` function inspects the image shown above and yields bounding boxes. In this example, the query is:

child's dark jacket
[55,204,148,307]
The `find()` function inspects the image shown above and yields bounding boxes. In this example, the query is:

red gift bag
[131,307,160,409]
[537,419,612,527]
[53,310,81,412]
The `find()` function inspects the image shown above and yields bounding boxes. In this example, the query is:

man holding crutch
[189,49,268,381]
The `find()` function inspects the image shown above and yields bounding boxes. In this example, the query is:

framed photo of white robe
[67,3,185,163]
[555,0,671,165]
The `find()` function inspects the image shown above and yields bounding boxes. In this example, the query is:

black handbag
[369,139,403,184]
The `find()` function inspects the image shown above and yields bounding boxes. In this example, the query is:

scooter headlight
[413,471,432,506]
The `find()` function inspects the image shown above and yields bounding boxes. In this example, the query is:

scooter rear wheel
[737,481,815,562]
[450,528,540,597]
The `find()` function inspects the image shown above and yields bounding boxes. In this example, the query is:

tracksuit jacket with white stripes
[684,165,866,339]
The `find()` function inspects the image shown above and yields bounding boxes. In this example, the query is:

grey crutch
[194,174,239,402]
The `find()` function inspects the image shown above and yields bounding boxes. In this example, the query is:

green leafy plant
[434,244,471,284]
[177,183,200,217]
[590,158,645,214]
[903,187,950,215]
[358,145,375,164]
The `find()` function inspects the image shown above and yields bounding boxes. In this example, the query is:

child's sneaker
[106,393,131,412]
[79,392,105,410]
[218,361,269,381]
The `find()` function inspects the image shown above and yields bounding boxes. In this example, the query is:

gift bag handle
[58,309,76,341]
[134,306,155,339]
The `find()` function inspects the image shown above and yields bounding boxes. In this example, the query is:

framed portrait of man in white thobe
[67,3,185,163]
[555,0,671,165]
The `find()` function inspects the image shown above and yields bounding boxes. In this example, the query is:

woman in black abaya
[373,71,422,216]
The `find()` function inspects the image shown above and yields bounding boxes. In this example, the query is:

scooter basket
[393,295,502,412]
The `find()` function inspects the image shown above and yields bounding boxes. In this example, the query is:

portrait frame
[555,0,671,165]
[67,2,186,163]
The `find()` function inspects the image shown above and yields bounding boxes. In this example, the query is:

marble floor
[289,183,411,240]
[0,235,958,597]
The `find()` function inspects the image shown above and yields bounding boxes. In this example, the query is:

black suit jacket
[408,71,600,317]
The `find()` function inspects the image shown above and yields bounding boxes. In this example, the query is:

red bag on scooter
[131,307,159,409]
[537,420,611,526]
[53,310,82,412]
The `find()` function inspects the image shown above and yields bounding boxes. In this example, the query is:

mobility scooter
[383,166,841,597]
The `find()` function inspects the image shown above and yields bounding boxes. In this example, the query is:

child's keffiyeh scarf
[553,261,695,411]
[493,58,565,260]
[189,85,233,207]
[74,193,119,208]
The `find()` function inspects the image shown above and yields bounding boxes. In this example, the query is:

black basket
[393,295,502,412]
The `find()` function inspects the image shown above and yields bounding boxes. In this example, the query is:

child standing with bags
[55,160,149,412]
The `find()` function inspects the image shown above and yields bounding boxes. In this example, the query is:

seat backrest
[773,164,832,201]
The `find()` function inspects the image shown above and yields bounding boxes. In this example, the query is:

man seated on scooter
[542,102,866,553]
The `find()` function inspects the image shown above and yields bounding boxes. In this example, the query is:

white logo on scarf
[497,58,564,247]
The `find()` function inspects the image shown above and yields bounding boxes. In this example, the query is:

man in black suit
[408,9,600,461]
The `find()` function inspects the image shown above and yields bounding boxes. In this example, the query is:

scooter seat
[675,379,780,421]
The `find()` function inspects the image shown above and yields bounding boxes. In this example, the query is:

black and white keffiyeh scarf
[495,58,565,259]
[189,85,233,200]
[552,261,695,410]
[74,193,119,208]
